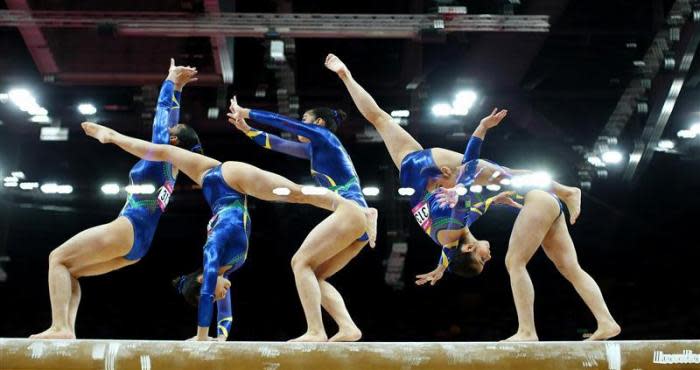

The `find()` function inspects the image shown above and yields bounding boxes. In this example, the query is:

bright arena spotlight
[362,186,380,196]
[390,110,410,118]
[101,183,120,195]
[10,171,25,179]
[77,103,97,116]
[40,183,58,194]
[657,140,675,150]
[691,123,700,134]
[3,176,19,188]
[431,102,453,117]
[8,88,36,111]
[602,150,624,164]
[451,90,477,116]
[677,129,696,139]
[19,182,39,190]
[511,171,552,189]
[397,187,415,196]
[587,155,605,167]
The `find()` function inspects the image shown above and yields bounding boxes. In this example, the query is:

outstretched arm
[462,108,508,163]
[195,246,220,341]
[325,53,393,127]
[153,59,198,144]
[151,80,176,144]
[464,191,522,224]
[229,117,310,160]
[228,97,323,142]
[425,191,521,278]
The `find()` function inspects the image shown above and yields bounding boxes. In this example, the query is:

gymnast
[325,53,581,274]
[227,98,376,342]
[30,59,199,339]
[433,180,621,341]
[327,53,619,341]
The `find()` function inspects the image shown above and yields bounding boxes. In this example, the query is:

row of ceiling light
[0,88,98,125]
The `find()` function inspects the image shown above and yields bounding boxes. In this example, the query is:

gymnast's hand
[479,108,508,129]
[492,191,523,209]
[229,115,252,134]
[227,96,251,124]
[167,58,198,89]
[324,53,350,77]
[416,265,446,286]
[435,185,466,209]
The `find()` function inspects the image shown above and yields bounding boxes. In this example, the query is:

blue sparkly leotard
[196,164,250,330]
[245,109,368,241]
[120,80,180,260]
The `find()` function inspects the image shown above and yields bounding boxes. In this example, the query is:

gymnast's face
[431,166,461,189]
[462,239,492,271]
[298,110,325,143]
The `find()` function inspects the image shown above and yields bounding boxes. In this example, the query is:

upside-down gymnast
[325,53,581,277]
[30,60,199,339]
[81,120,376,341]
[433,179,621,341]
[227,97,377,342]
[327,53,619,341]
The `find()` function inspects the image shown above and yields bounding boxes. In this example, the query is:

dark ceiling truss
[623,7,700,182]
[576,0,698,186]
[203,0,234,84]
[0,11,550,38]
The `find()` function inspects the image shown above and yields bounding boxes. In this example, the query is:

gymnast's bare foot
[584,321,621,341]
[501,331,538,342]
[364,207,378,248]
[29,326,76,340]
[289,331,328,342]
[329,325,362,342]
[81,122,115,144]
[560,186,581,225]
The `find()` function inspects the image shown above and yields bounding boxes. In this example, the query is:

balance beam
[2,339,700,369]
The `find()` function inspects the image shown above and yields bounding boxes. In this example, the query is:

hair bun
[333,109,347,124]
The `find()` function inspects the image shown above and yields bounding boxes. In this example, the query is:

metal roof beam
[4,2,59,75]
[0,11,550,38]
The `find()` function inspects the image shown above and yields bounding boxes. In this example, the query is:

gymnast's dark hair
[174,124,204,154]
[307,107,347,133]
[447,235,483,278]
[172,268,202,307]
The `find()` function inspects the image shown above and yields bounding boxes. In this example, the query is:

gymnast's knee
[505,253,528,274]
[291,253,313,273]
[48,248,69,269]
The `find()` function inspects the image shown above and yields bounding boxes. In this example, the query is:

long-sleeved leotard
[120,80,181,260]
[246,110,368,240]
[197,165,250,331]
